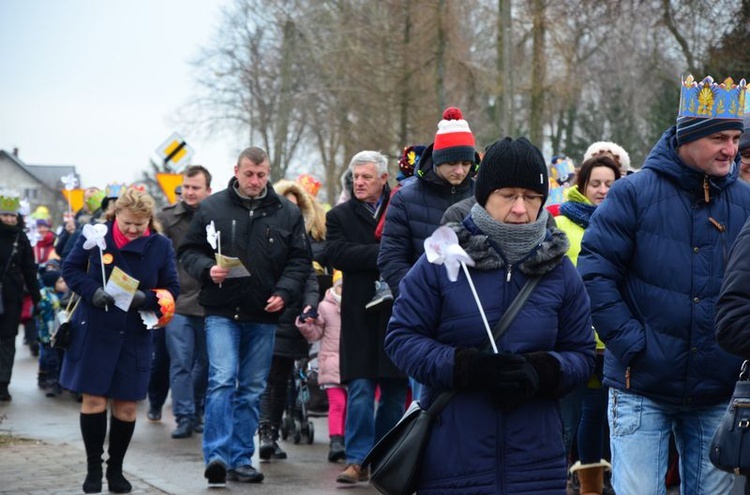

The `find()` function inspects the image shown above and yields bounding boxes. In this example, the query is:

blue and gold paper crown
[679,75,746,119]
[105,183,127,199]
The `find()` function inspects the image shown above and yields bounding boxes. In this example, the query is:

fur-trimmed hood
[448,217,569,277]
[273,179,316,232]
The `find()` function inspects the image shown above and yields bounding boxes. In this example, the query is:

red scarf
[112,221,150,249]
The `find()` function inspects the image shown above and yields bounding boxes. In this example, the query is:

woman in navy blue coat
[61,189,179,494]
[385,138,595,494]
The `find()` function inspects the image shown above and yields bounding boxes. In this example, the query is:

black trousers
[259,355,294,430]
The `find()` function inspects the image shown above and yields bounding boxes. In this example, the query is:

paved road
[0,334,378,494]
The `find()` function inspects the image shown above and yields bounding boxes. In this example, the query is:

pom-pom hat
[475,137,548,207]
[432,107,477,166]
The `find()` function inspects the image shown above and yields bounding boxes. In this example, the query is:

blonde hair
[106,188,161,233]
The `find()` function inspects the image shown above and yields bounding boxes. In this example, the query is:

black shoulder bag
[362,275,541,495]
[710,360,750,474]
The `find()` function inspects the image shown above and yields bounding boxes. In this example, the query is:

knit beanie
[676,116,744,146]
[740,114,750,152]
[474,137,548,207]
[41,270,62,288]
[432,107,476,166]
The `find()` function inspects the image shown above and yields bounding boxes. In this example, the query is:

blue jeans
[165,314,208,420]
[202,316,275,469]
[608,388,733,495]
[345,378,408,464]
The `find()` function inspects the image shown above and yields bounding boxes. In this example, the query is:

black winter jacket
[178,179,311,324]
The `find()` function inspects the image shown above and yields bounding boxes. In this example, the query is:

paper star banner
[61,189,85,213]
[156,173,183,205]
[82,223,110,311]
[61,174,78,190]
[424,226,497,353]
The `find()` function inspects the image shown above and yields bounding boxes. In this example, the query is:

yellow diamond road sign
[156,132,194,172]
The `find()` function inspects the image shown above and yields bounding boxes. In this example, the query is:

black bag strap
[425,275,542,416]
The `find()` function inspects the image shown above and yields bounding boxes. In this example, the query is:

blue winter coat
[378,143,476,297]
[385,218,595,494]
[60,223,179,401]
[578,126,750,406]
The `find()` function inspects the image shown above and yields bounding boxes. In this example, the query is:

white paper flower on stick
[82,223,108,250]
[26,222,40,247]
[424,226,475,282]
[18,199,31,217]
[206,221,219,250]
[61,174,78,191]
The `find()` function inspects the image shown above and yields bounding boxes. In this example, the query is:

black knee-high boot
[80,411,107,493]
[106,416,135,493]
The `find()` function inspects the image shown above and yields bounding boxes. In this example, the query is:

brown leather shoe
[336,464,368,484]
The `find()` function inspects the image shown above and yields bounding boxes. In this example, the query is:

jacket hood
[643,126,739,203]
[273,179,316,232]
[415,143,478,192]
[449,218,569,277]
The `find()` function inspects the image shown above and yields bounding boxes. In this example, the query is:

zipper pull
[703,176,710,204]
[625,367,631,389]
[506,265,512,282]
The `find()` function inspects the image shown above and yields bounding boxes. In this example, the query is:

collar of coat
[448,216,569,277]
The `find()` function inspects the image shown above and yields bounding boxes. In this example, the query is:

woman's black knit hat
[475,137,549,207]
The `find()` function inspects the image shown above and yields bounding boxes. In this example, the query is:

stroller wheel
[305,421,315,444]
[280,415,294,440]
[293,428,302,445]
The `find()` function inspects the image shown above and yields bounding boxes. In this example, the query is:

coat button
[234,314,239,321]
[693,297,700,303]
[693,246,699,253]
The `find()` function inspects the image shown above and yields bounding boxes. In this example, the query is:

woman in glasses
[385,137,595,494]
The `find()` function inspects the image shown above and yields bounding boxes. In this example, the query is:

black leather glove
[130,290,147,309]
[91,288,115,308]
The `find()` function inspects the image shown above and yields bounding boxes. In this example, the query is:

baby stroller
[280,358,315,445]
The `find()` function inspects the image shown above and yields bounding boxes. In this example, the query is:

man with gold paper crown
[578,75,750,494]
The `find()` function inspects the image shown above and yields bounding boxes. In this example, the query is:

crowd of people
[2,74,750,495]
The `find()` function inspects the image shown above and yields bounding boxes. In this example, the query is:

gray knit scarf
[470,203,549,265]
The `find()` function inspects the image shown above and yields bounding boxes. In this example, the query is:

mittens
[91,288,115,308]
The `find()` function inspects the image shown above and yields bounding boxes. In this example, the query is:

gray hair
[348,150,389,176]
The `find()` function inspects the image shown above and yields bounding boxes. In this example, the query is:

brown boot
[336,464,368,484]
[576,465,604,495]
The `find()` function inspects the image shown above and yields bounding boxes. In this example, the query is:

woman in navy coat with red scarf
[61,189,179,494]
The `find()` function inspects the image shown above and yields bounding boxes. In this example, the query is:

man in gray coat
[158,165,212,439]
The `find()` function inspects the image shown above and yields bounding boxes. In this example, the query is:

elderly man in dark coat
[326,150,408,485]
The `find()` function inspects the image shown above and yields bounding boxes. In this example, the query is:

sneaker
[45,382,63,398]
[227,465,264,483]
[171,417,194,439]
[204,460,227,488]
[336,464,368,484]
[147,405,162,422]
[365,280,393,310]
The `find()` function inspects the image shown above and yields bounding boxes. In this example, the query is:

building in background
[0,148,78,225]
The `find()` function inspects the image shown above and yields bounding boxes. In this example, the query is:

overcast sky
[0,0,239,191]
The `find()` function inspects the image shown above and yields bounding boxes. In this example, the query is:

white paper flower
[424,226,475,282]
[82,223,108,251]
[206,221,219,250]
[26,222,40,247]
[18,199,31,217]
[61,173,78,191]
